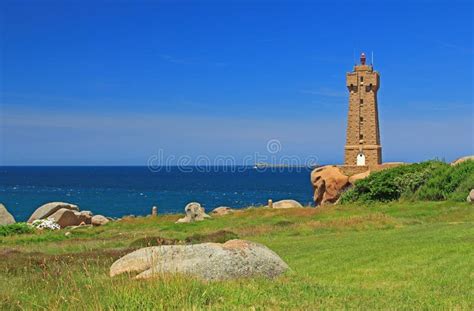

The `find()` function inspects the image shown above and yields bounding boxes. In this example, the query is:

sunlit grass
[1,201,473,309]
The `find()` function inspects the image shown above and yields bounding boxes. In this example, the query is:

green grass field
[1,201,473,310]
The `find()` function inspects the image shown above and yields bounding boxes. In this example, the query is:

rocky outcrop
[468,189,474,203]
[26,202,110,228]
[311,166,351,206]
[0,204,16,226]
[27,202,79,223]
[110,239,289,281]
[451,155,474,166]
[211,206,234,216]
[348,170,371,184]
[270,199,303,209]
[49,209,92,228]
[176,202,210,223]
[92,215,109,226]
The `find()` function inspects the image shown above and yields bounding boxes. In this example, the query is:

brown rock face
[348,170,371,184]
[311,166,351,206]
[49,208,92,228]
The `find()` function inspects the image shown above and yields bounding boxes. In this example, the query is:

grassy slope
[1,201,473,310]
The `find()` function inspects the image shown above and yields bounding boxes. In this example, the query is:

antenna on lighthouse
[371,51,374,66]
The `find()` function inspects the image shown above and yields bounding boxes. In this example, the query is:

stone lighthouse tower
[344,52,382,166]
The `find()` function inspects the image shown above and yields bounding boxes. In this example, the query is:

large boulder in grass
[311,166,351,206]
[176,202,210,223]
[48,208,91,228]
[27,202,79,223]
[0,203,16,226]
[271,199,303,209]
[110,239,289,281]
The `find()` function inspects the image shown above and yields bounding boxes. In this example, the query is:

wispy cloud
[0,106,343,165]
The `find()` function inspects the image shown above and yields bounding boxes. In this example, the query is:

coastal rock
[311,166,351,206]
[110,239,289,281]
[92,215,110,226]
[0,203,16,226]
[349,170,371,184]
[451,155,474,166]
[211,206,234,216]
[27,202,79,223]
[176,202,210,223]
[468,189,474,203]
[49,208,91,228]
[271,199,303,209]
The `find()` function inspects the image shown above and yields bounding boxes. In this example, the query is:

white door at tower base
[356,153,366,166]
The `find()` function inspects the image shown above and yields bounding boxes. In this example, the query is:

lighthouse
[344,53,382,166]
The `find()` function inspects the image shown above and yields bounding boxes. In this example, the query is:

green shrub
[340,161,443,203]
[416,160,474,201]
[450,171,474,201]
[340,160,473,204]
[0,223,35,237]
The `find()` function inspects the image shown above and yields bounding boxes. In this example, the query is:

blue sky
[1,0,472,165]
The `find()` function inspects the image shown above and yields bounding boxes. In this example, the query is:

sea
[0,166,314,222]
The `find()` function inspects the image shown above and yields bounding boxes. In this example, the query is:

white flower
[30,218,61,230]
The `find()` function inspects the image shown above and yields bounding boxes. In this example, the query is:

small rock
[176,202,210,223]
[467,189,474,203]
[211,206,234,216]
[110,239,289,281]
[92,215,110,226]
[65,231,71,236]
[270,199,303,209]
[0,203,16,226]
